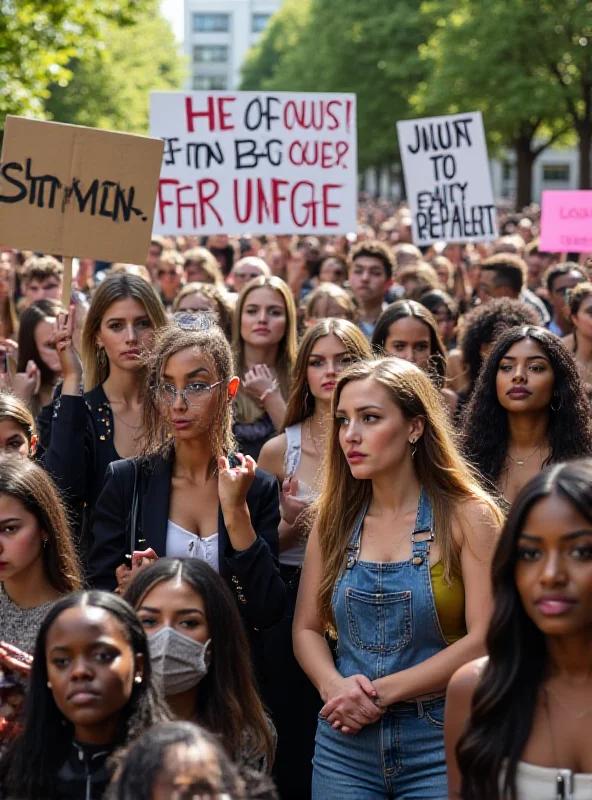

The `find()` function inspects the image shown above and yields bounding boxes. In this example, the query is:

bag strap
[127,460,140,556]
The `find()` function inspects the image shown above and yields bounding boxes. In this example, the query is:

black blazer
[87,453,286,631]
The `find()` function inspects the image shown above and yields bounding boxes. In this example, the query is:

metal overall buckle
[410,528,434,566]
[345,545,359,569]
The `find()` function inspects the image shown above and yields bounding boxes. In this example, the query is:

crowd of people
[0,198,591,799]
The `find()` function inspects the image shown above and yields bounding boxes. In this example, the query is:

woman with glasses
[87,315,285,637]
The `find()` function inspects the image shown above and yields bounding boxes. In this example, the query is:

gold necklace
[110,406,142,430]
[545,684,592,721]
[306,417,325,454]
[507,441,546,468]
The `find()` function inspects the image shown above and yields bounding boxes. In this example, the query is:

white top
[500,761,592,799]
[166,520,219,573]
[281,423,313,567]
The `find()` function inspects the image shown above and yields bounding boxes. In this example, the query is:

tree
[0,0,153,125]
[45,0,186,133]
[241,0,437,172]
[417,0,591,201]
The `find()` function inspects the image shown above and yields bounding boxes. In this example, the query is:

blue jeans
[312,697,447,800]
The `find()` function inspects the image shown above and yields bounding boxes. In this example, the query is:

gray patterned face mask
[148,627,210,696]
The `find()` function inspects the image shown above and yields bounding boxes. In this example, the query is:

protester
[447,298,540,397]
[446,461,592,799]
[231,257,272,294]
[16,299,63,417]
[0,591,171,799]
[303,284,358,328]
[124,558,275,772]
[372,300,458,413]
[88,317,286,637]
[183,246,227,291]
[0,261,17,341]
[565,282,592,383]
[232,276,298,459]
[545,262,587,337]
[106,721,279,800]
[294,358,503,799]
[462,326,592,504]
[317,255,348,286]
[156,250,184,310]
[0,453,81,652]
[19,256,63,311]
[173,282,233,340]
[418,289,459,351]
[258,320,372,799]
[348,241,394,338]
[398,262,441,300]
[0,394,37,456]
[44,274,167,558]
[146,237,165,279]
[479,253,550,324]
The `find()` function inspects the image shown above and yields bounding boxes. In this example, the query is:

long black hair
[457,461,592,799]
[0,591,171,799]
[123,559,275,768]
[371,299,447,387]
[462,326,592,487]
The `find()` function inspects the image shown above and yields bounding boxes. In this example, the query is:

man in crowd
[348,240,394,338]
[20,256,63,309]
[545,262,588,337]
[478,253,550,325]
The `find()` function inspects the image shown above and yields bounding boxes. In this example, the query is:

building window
[193,45,228,63]
[252,13,271,33]
[192,75,228,90]
[192,13,230,32]
[543,164,570,182]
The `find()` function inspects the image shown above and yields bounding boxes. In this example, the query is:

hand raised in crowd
[218,453,256,512]
[280,477,310,526]
[243,363,278,403]
[320,674,383,735]
[0,642,33,678]
[52,304,82,394]
[115,548,158,594]
[6,360,41,403]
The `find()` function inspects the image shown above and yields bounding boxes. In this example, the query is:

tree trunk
[514,133,536,209]
[578,121,592,189]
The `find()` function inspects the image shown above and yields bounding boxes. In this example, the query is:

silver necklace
[110,406,142,430]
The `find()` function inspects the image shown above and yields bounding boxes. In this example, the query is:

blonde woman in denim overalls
[294,358,503,799]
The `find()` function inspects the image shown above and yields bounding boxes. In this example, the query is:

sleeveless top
[281,423,316,567]
[500,761,592,799]
[165,520,219,573]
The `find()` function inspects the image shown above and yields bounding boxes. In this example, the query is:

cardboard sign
[397,112,497,245]
[0,116,164,263]
[150,91,357,235]
[540,190,592,253]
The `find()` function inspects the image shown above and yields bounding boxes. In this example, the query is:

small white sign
[397,111,498,245]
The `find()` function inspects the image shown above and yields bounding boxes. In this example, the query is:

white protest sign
[150,91,357,235]
[397,112,497,245]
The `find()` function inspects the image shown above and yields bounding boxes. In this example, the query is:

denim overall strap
[411,487,434,566]
[345,500,370,569]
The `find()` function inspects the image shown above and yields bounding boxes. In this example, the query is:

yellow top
[430,561,466,645]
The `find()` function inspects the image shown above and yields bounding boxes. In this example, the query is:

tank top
[281,423,316,567]
[500,761,592,799]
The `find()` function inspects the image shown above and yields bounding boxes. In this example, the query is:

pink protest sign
[540,190,592,253]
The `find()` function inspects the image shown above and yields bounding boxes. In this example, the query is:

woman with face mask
[0,590,170,800]
[124,558,275,773]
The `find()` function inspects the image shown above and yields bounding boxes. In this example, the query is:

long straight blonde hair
[231,276,298,425]
[316,357,503,630]
[81,274,168,391]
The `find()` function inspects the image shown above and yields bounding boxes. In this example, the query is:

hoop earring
[97,346,107,372]
[551,392,562,412]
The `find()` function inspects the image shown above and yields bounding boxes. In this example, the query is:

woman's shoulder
[257,433,287,480]
[447,656,488,703]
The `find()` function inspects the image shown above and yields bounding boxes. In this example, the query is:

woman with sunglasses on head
[43,274,167,560]
[462,326,592,505]
[257,319,372,800]
[446,461,592,800]
[88,316,285,637]
[173,282,233,341]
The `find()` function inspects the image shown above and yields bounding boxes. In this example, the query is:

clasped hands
[320,674,384,735]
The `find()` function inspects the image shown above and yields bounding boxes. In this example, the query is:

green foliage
[45,1,186,133]
[0,0,154,122]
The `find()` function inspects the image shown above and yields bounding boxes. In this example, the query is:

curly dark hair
[461,326,592,488]
[459,299,540,390]
[0,591,171,799]
[457,461,592,799]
